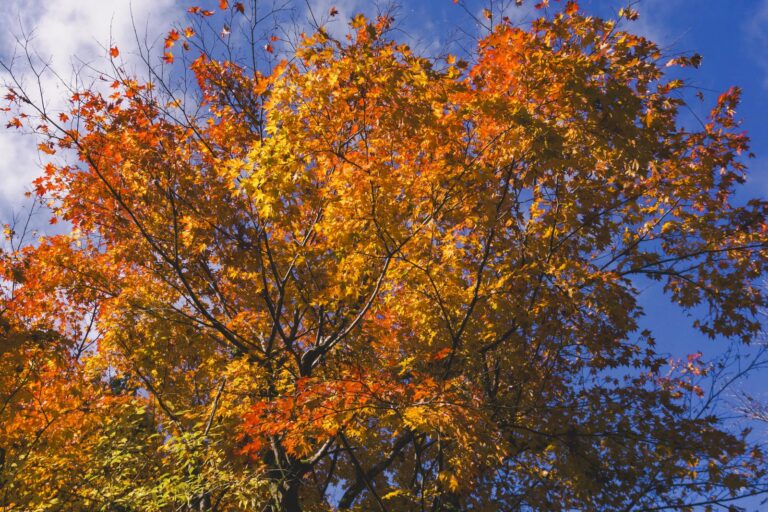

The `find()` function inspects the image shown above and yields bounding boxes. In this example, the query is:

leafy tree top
[1,1,767,510]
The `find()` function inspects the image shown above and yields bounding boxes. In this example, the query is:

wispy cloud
[612,0,687,50]
[0,0,181,215]
[745,0,768,90]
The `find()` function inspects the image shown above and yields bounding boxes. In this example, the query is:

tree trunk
[271,479,302,512]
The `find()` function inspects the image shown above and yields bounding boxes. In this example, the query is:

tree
[1,1,767,510]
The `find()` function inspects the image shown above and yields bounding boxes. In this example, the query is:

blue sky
[1,1,767,508]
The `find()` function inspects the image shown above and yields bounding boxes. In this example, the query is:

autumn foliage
[1,1,768,511]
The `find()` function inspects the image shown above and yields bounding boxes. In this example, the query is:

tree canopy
[1,1,767,510]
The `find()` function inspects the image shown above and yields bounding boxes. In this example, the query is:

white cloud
[0,0,181,215]
[622,0,679,44]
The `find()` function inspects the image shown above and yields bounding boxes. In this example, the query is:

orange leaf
[109,46,119,58]
[165,29,180,49]
[432,348,452,361]
[38,143,56,155]
[188,6,214,16]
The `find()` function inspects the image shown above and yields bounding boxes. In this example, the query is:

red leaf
[219,0,229,9]
[234,2,245,14]
[432,348,452,361]
[109,46,120,58]
[188,6,214,16]
[165,29,180,49]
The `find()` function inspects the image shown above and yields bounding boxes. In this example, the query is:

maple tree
[1,1,768,510]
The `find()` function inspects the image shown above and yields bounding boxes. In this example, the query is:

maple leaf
[619,7,639,20]
[189,7,214,16]
[164,29,180,49]
[109,46,119,58]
